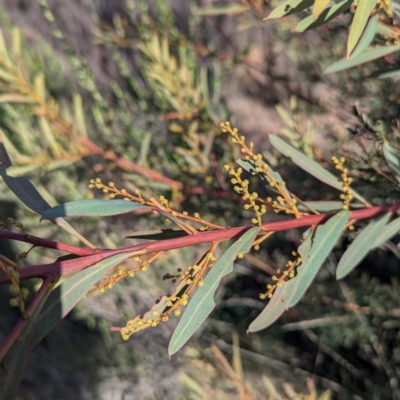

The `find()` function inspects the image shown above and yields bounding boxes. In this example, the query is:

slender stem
[148,197,198,235]
[0,251,136,283]
[0,273,55,360]
[1,203,398,284]
[80,138,183,189]
[0,229,97,256]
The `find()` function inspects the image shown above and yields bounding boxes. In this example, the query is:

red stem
[80,138,183,189]
[0,230,96,256]
[0,204,398,284]
[80,138,244,201]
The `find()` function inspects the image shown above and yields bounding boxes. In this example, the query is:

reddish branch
[79,138,183,189]
[0,230,97,256]
[79,138,247,201]
[0,203,399,284]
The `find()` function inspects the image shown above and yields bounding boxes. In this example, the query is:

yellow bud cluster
[88,178,148,205]
[158,195,169,207]
[121,288,189,339]
[16,252,28,261]
[7,218,27,235]
[332,156,353,210]
[259,253,300,300]
[181,293,189,306]
[1,259,27,317]
[206,253,216,261]
[221,121,301,219]
[228,165,266,226]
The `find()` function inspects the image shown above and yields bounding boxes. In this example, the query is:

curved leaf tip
[336,213,391,280]
[168,226,260,357]
[248,211,349,333]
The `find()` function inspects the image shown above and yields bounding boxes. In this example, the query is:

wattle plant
[1,120,400,396]
[262,0,400,75]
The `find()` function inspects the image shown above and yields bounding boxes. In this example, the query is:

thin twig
[0,229,96,256]
[244,252,276,275]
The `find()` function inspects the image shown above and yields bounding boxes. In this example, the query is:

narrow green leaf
[289,210,350,306]
[0,31,10,65]
[168,227,260,356]
[34,73,46,101]
[376,21,399,36]
[2,169,94,247]
[11,27,21,58]
[248,281,297,332]
[0,140,49,214]
[324,45,400,74]
[41,199,152,220]
[372,215,400,248]
[0,69,15,81]
[347,0,376,58]
[383,142,400,182]
[0,139,93,247]
[265,0,314,19]
[351,14,378,58]
[276,105,295,129]
[269,135,340,188]
[138,132,152,167]
[312,0,331,19]
[6,159,77,177]
[31,252,135,346]
[0,94,35,103]
[336,213,392,279]
[298,201,364,212]
[293,0,353,32]
[0,135,12,169]
[298,227,317,262]
[0,287,50,399]
[378,69,400,79]
[73,93,87,137]
[0,173,51,215]
[269,135,367,204]
[0,135,22,168]
[52,218,95,249]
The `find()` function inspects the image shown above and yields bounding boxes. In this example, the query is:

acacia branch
[0,230,97,256]
[0,203,398,284]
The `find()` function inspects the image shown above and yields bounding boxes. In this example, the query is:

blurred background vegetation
[0,0,400,399]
